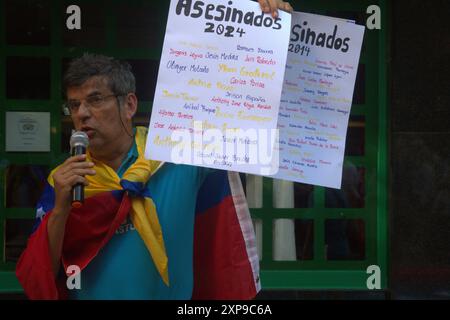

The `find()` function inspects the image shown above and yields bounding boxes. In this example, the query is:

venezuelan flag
[16,129,260,299]
[193,170,260,299]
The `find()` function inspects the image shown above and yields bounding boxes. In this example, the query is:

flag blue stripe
[195,170,231,215]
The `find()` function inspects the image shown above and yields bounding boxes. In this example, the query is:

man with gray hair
[16,1,293,300]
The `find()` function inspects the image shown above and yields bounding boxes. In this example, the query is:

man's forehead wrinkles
[83,77,108,92]
[67,78,109,99]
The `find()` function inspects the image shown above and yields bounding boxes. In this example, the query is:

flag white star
[36,206,46,220]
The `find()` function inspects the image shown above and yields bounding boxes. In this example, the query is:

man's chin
[87,138,101,153]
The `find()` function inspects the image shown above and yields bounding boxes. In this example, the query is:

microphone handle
[71,145,86,208]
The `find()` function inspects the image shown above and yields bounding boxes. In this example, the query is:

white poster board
[145,0,291,176]
[272,12,365,188]
[5,112,51,152]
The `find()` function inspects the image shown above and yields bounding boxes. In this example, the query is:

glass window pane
[6,56,51,99]
[6,0,50,46]
[62,2,106,48]
[61,57,70,99]
[272,219,313,261]
[115,2,167,49]
[325,166,365,208]
[253,219,263,261]
[5,219,35,263]
[273,181,314,209]
[345,115,365,156]
[61,116,73,154]
[125,59,159,102]
[353,64,366,105]
[245,175,263,209]
[6,165,49,208]
[294,183,314,208]
[325,219,365,260]
[272,180,295,208]
[295,219,314,260]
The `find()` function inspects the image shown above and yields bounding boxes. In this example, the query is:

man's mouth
[81,127,95,138]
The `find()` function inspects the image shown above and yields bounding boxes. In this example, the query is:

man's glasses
[64,93,125,114]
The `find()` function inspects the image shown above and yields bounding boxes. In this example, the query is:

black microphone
[70,131,89,208]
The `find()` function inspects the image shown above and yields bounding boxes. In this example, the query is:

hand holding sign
[257,0,294,18]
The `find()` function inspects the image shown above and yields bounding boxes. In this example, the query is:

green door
[0,0,388,294]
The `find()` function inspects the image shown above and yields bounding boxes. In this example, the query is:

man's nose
[76,101,92,118]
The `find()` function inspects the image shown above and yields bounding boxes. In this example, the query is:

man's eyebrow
[66,91,103,101]
[86,91,103,97]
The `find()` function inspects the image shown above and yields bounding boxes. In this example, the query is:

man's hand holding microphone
[48,131,96,276]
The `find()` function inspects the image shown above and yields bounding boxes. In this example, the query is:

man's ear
[124,93,138,120]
